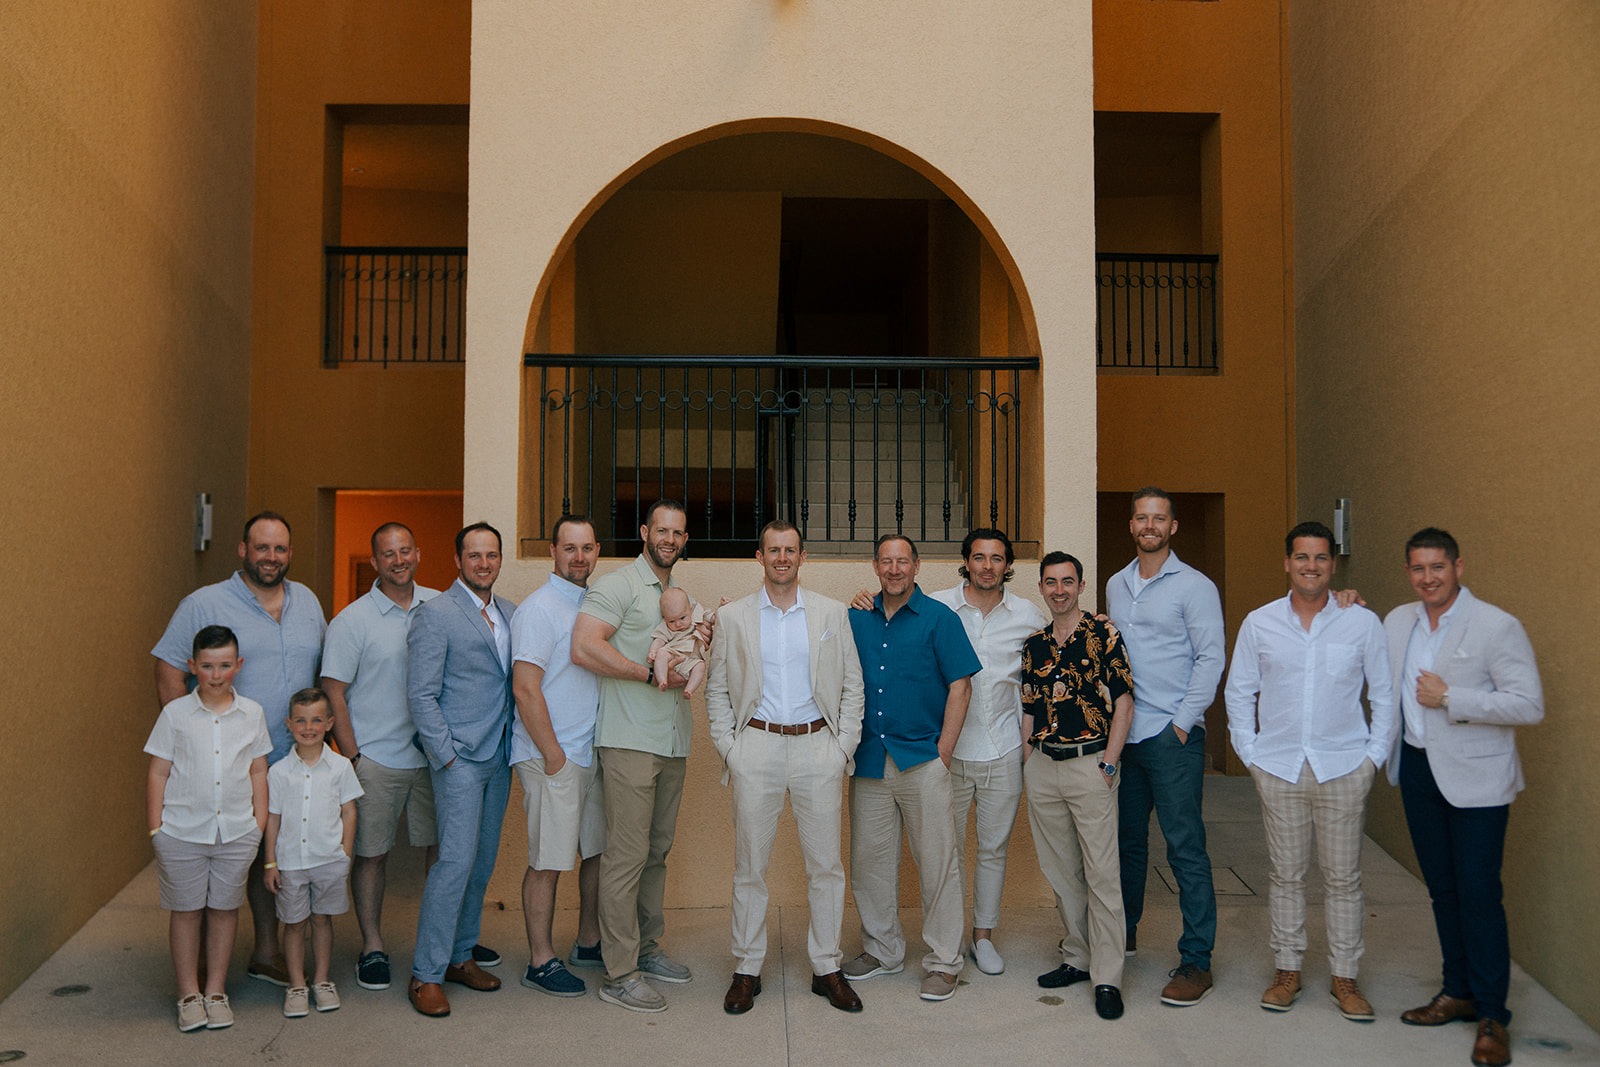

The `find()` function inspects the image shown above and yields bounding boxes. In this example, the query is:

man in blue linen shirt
[1224,521,1395,1024]
[1105,488,1225,1006]
[843,534,981,1003]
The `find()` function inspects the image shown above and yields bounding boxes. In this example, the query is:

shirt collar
[366,579,414,615]
[630,553,668,590]
[759,586,806,614]
[545,571,587,605]
[875,583,928,615]
[453,577,493,609]
[287,743,327,769]
[188,687,244,716]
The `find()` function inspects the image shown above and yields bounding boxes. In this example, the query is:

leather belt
[1038,737,1109,762]
[747,718,827,736]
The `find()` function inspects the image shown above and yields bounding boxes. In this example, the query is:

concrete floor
[2,777,1594,1066]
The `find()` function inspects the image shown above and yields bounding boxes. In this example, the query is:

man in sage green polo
[571,500,702,1013]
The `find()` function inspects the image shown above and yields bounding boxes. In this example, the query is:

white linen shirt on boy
[145,689,273,845]
[267,746,364,870]
[509,573,600,768]
[929,584,1047,761]
[1223,593,1395,784]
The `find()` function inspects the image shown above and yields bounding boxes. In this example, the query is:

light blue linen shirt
[152,572,327,762]
[319,581,440,768]
[510,573,600,767]
[1105,552,1226,742]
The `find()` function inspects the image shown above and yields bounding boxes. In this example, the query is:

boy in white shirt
[145,625,272,1032]
[264,688,363,1017]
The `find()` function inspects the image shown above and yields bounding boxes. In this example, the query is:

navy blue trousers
[1400,743,1512,1024]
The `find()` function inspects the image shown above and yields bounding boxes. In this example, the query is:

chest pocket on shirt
[1324,643,1362,677]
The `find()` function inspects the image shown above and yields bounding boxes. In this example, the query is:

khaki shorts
[353,757,438,857]
[275,856,352,924]
[514,756,605,871]
[152,827,261,912]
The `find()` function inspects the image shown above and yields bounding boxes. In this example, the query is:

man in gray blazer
[705,520,865,1015]
[406,522,518,1017]
[1384,527,1543,1067]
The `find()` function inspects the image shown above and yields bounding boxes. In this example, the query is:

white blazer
[1383,588,1543,807]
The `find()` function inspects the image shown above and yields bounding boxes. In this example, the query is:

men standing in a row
[1386,528,1543,1067]
[929,529,1044,976]
[1022,551,1135,1021]
[153,511,326,986]
[706,521,864,1015]
[406,522,515,1017]
[572,500,697,1013]
[843,535,980,1002]
[1106,489,1225,1006]
[321,522,440,992]
[1225,521,1393,1023]
[510,515,606,998]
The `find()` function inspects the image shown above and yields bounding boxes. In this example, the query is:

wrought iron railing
[521,356,1038,557]
[1096,253,1218,373]
[324,246,466,366]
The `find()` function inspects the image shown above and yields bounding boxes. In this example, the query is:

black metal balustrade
[521,356,1038,558]
[1096,253,1218,373]
[324,246,467,366]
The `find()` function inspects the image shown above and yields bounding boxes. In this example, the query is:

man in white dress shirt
[1224,521,1394,1023]
[705,521,865,1015]
[927,529,1045,975]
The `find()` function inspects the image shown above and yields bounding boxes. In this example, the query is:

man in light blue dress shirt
[1105,488,1225,1007]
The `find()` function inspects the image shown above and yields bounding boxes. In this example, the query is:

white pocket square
[821,629,835,642]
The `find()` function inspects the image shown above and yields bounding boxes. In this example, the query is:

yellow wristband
[263,862,278,870]
[149,827,160,837]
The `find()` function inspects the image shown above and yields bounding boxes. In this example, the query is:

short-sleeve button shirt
[510,573,601,768]
[1021,615,1134,756]
[579,555,691,757]
[152,572,326,762]
[319,581,440,769]
[849,584,981,778]
[267,745,363,870]
[929,584,1047,760]
[145,689,273,845]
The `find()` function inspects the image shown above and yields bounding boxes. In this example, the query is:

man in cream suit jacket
[1383,527,1543,1067]
[705,520,865,1016]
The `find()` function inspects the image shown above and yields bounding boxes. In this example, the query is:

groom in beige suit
[705,520,865,1016]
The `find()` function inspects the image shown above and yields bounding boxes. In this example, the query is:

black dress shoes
[1037,964,1091,989]
[1095,984,1124,1019]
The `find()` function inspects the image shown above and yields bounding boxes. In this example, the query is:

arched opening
[519,122,1042,559]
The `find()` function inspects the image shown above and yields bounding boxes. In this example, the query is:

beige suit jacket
[705,586,864,780]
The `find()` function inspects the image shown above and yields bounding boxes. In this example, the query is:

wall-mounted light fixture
[194,492,213,551]
[1332,497,1352,557]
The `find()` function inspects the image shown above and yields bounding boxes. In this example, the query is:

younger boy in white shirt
[145,625,272,1032]
[264,688,363,1017]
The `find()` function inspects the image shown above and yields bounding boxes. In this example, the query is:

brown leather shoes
[723,973,761,1014]
[1471,1018,1511,1066]
[1402,991,1477,1026]
[444,959,502,991]
[811,970,863,1013]
[408,978,450,1017]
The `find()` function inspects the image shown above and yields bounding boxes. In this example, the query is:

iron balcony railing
[521,355,1038,558]
[1096,253,1218,374]
[324,246,466,366]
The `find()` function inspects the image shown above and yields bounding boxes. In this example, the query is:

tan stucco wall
[250,0,471,607]
[469,1,1095,911]
[1093,0,1297,772]
[1291,0,1599,1027]
[0,1,257,999]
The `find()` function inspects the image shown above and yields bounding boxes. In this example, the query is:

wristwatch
[1098,760,1117,778]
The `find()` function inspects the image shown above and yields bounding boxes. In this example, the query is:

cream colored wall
[1291,0,1599,1027]
[470,1,1095,911]
[0,1,256,999]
